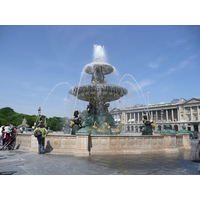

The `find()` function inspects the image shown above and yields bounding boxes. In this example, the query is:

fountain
[15,45,191,156]
[69,45,128,135]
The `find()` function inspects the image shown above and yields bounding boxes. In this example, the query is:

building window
[174,125,178,131]
[131,126,134,132]
[185,107,190,112]
[193,106,197,111]
[187,114,191,121]
[193,114,198,121]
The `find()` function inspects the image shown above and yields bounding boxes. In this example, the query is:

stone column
[177,107,180,121]
[156,111,158,121]
[190,106,192,121]
[134,112,135,124]
[126,113,128,123]
[150,111,153,119]
[166,110,168,122]
[172,109,174,121]
[74,132,90,156]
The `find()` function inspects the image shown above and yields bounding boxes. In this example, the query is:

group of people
[0,121,48,155]
[0,124,17,147]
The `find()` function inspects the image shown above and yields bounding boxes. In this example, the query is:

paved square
[0,140,199,175]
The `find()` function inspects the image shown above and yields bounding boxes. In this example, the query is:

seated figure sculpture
[140,112,155,135]
[69,110,82,135]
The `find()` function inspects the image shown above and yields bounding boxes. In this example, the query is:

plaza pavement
[0,139,199,175]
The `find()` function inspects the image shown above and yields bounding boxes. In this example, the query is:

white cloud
[148,56,167,69]
[164,57,193,76]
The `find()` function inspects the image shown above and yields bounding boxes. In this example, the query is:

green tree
[0,107,16,117]
[47,117,65,131]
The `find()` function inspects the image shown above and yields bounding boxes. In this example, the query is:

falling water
[119,74,150,118]
[41,82,72,108]
[72,68,86,114]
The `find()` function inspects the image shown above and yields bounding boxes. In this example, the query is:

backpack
[34,130,42,138]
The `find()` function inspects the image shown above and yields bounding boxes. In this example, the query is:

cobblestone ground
[0,139,199,175]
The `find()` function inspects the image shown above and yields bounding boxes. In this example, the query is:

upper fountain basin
[69,84,128,103]
[84,62,114,75]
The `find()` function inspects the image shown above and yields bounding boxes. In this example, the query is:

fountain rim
[69,83,128,103]
[69,83,128,92]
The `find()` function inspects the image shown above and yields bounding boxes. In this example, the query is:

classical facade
[110,98,200,133]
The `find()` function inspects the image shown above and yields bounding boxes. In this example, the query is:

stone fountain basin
[84,62,114,75]
[69,84,128,103]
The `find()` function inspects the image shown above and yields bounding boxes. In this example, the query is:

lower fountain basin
[69,84,128,103]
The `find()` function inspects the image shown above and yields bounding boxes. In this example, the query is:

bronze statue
[140,112,155,135]
[69,110,82,135]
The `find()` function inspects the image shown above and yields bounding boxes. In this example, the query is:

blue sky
[0,25,200,118]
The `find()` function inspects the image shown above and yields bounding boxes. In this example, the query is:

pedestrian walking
[34,122,48,154]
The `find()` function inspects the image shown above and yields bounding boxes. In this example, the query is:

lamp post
[38,107,42,123]
[161,110,164,131]
[38,107,41,116]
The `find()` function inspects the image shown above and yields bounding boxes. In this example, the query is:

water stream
[41,82,72,108]
[119,74,150,118]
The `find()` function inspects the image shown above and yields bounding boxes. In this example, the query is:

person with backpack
[34,122,48,154]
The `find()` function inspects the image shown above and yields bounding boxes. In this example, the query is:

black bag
[190,141,200,163]
[34,130,42,138]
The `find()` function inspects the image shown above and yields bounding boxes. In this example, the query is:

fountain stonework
[15,45,191,156]
[69,46,128,135]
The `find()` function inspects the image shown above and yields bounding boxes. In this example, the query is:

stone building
[110,98,200,132]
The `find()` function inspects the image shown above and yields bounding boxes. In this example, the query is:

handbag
[190,140,200,163]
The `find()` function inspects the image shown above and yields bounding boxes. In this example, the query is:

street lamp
[38,107,41,116]
[38,107,42,123]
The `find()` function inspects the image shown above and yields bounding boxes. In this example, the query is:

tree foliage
[0,107,69,131]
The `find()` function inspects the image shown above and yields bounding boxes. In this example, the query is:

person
[34,122,48,154]
[2,124,11,146]
[198,136,200,173]
[0,126,3,146]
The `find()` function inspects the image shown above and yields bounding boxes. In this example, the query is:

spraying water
[72,68,86,114]
[93,44,107,62]
[41,82,72,108]
[119,74,150,118]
